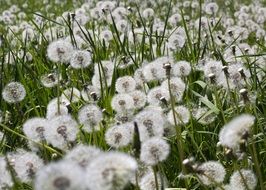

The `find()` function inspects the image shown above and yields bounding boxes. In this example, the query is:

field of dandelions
[0,0,266,189]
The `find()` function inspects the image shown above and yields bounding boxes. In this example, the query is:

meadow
[0,0,266,189]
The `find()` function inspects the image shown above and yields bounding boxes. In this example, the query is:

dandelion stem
[153,166,159,190]
[167,75,188,189]
[249,142,264,190]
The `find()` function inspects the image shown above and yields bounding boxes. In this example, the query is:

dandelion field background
[0,0,266,189]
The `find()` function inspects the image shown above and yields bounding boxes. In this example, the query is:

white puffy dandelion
[167,105,190,125]
[92,74,113,89]
[44,115,79,150]
[78,104,103,133]
[135,109,165,142]
[116,19,128,33]
[134,68,146,88]
[140,137,170,166]
[7,150,44,183]
[202,60,223,78]
[229,169,257,190]
[94,60,114,79]
[0,156,13,189]
[205,2,219,15]
[111,93,134,113]
[70,50,92,69]
[169,13,182,27]
[172,60,191,77]
[115,111,134,124]
[40,72,60,88]
[61,87,81,104]
[140,171,167,190]
[147,86,170,106]
[167,34,186,50]
[35,161,87,190]
[0,156,14,189]
[196,161,226,186]
[46,98,69,119]
[81,85,101,102]
[2,82,26,103]
[219,114,255,151]
[85,152,137,190]
[105,123,133,148]
[192,107,216,125]
[142,8,155,20]
[115,76,136,93]
[161,77,186,102]
[64,144,102,167]
[22,117,48,144]
[47,39,74,63]
[99,30,113,43]
[143,57,173,82]
[226,62,250,89]
[129,90,147,109]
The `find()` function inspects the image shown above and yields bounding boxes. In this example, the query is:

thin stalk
[249,142,264,190]
[166,75,188,189]
[152,166,159,190]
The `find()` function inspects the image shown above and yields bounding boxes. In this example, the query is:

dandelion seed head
[70,50,92,69]
[81,85,100,102]
[161,77,185,102]
[46,98,69,119]
[40,72,60,88]
[115,111,134,123]
[229,169,257,190]
[0,156,13,189]
[99,30,113,43]
[219,114,255,150]
[192,107,216,125]
[64,144,102,168]
[134,68,146,88]
[196,161,226,186]
[61,87,81,104]
[142,8,155,20]
[116,19,128,33]
[86,152,137,190]
[78,104,103,133]
[44,115,78,150]
[2,82,26,103]
[47,39,74,63]
[7,150,44,183]
[135,109,165,142]
[115,76,136,93]
[94,60,114,78]
[227,62,250,88]
[203,60,223,78]
[35,161,86,190]
[23,117,48,143]
[105,123,133,148]
[147,86,170,106]
[169,13,182,26]
[172,61,191,77]
[205,2,219,15]
[140,137,170,166]
[111,93,134,113]
[129,90,147,109]
[167,105,190,125]
[22,27,35,42]
[140,171,167,190]
[92,74,112,89]
[167,34,186,50]
[143,57,173,82]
